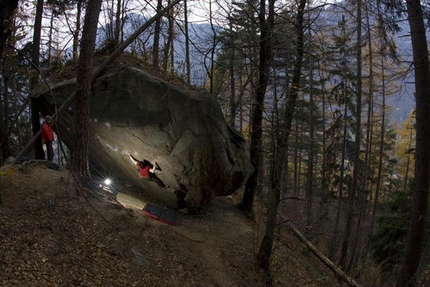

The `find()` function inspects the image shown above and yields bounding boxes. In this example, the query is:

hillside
[0,162,345,286]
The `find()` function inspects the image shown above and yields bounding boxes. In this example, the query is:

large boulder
[33,67,253,209]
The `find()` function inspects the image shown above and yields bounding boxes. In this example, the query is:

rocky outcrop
[32,67,253,209]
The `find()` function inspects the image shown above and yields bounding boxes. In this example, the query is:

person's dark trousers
[45,141,54,161]
[149,173,167,188]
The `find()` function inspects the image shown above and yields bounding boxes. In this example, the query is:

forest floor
[0,161,345,287]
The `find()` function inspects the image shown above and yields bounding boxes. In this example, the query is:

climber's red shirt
[41,123,54,144]
[136,162,151,178]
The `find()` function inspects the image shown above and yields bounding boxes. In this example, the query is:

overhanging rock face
[34,67,253,209]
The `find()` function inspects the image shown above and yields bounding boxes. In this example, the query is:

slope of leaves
[0,162,343,286]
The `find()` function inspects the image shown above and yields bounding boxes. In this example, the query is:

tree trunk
[403,127,413,190]
[339,0,362,270]
[369,50,386,248]
[30,101,44,159]
[287,222,362,287]
[73,0,83,60]
[240,0,274,217]
[370,4,388,233]
[329,101,348,261]
[47,10,53,64]
[163,0,175,73]
[184,0,190,84]
[114,0,122,46]
[31,0,45,160]
[305,29,314,230]
[228,26,236,127]
[153,0,162,68]
[348,4,375,270]
[257,0,306,271]
[293,121,299,204]
[0,70,10,162]
[397,1,430,286]
[163,0,172,71]
[71,0,103,177]
[207,0,217,93]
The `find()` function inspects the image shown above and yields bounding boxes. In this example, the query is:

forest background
[0,0,429,286]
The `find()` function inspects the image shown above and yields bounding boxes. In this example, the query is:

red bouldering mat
[143,203,178,226]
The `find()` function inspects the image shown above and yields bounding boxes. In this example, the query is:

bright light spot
[104,178,112,185]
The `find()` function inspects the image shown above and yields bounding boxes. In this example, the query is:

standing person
[128,153,169,189]
[41,115,55,161]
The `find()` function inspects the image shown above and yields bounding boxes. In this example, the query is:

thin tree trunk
[31,0,45,160]
[170,19,175,74]
[370,53,386,239]
[153,0,162,67]
[240,0,274,217]
[257,0,306,272]
[0,71,10,161]
[403,127,413,190]
[320,75,328,233]
[329,100,348,261]
[298,135,303,205]
[397,1,430,286]
[228,25,236,128]
[47,10,53,63]
[12,79,23,151]
[163,0,175,73]
[305,31,314,230]
[293,121,299,201]
[207,0,217,92]
[339,0,362,269]
[114,0,122,46]
[370,1,388,236]
[73,0,83,60]
[348,5,375,270]
[184,0,190,84]
[287,222,362,287]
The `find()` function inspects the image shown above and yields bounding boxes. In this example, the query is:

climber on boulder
[128,153,169,189]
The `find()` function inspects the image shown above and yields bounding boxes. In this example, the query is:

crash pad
[143,203,178,226]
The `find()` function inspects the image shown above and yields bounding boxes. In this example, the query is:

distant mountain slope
[389,20,416,125]
[318,3,415,125]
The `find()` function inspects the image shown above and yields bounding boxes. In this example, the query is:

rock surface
[33,67,253,208]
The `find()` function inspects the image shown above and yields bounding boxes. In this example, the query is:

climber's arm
[129,153,139,165]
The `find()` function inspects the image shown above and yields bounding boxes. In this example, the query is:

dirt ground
[0,162,342,287]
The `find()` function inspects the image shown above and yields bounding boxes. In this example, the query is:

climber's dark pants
[148,173,167,188]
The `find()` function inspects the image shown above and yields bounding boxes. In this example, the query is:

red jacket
[136,162,151,178]
[41,123,54,144]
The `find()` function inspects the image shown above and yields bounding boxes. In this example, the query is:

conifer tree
[397,1,430,285]
[0,0,19,59]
